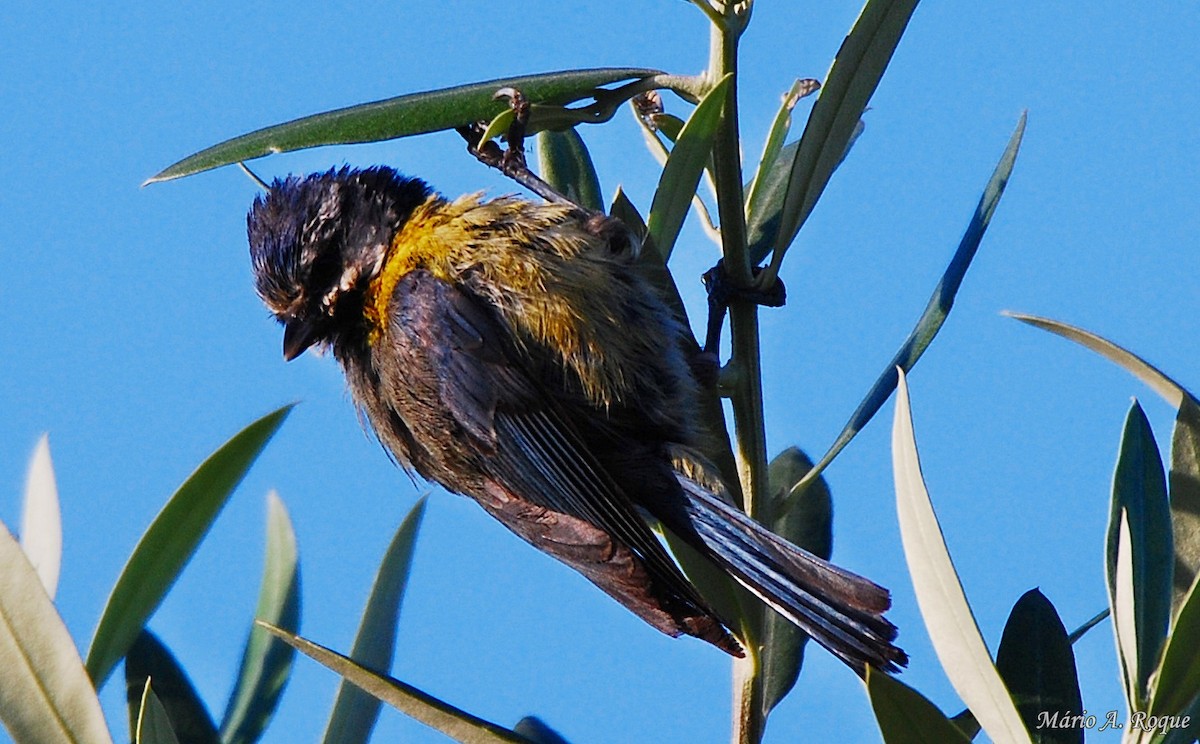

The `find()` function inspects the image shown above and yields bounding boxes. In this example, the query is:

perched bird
[247,165,906,672]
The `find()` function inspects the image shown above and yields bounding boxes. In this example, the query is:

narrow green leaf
[322,497,427,744]
[0,519,113,744]
[536,129,603,212]
[608,187,648,242]
[650,113,686,143]
[770,0,920,263]
[260,623,531,744]
[148,68,661,183]
[512,717,570,744]
[651,111,722,204]
[636,113,672,169]
[1007,314,1200,618]
[1157,705,1200,744]
[136,681,182,744]
[892,370,1031,744]
[1111,514,1140,716]
[1066,608,1110,645]
[951,607,1113,741]
[86,405,293,689]
[1171,399,1200,618]
[220,491,301,744]
[1149,570,1200,718]
[837,118,868,171]
[994,590,1083,744]
[475,108,517,151]
[759,447,832,719]
[634,108,720,250]
[645,74,731,261]
[744,79,819,219]
[746,116,865,265]
[867,666,973,744]
[949,710,981,741]
[768,449,833,558]
[1004,313,1197,411]
[1107,402,1173,708]
[793,113,1025,497]
[20,434,61,599]
[125,630,220,744]
[745,141,799,263]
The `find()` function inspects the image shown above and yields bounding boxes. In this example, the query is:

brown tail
[677,479,908,673]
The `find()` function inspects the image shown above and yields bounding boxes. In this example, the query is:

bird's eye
[307,249,342,296]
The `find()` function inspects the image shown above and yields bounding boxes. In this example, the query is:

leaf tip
[1012,111,1028,141]
[254,618,281,634]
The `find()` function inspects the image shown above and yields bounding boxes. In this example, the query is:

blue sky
[2,2,1198,742]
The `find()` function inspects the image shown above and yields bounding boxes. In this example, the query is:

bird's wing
[380,269,739,652]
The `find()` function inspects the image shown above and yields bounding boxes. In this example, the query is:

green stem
[525,74,708,133]
[732,645,765,744]
[704,7,770,744]
[689,0,724,27]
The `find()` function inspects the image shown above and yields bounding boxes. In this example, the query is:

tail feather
[678,479,908,673]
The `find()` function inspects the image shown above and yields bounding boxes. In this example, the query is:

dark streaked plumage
[247,165,907,671]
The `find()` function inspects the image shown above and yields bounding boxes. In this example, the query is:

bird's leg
[697,259,787,381]
[456,87,574,206]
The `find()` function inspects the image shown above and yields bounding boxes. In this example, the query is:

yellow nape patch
[357,193,656,412]
[362,196,461,344]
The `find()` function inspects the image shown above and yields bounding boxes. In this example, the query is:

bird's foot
[701,259,787,355]
[456,87,574,206]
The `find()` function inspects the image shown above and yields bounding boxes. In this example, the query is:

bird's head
[247,166,431,360]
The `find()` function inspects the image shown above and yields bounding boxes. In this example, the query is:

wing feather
[380,270,731,644]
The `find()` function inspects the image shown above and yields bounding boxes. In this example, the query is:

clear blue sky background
[3,2,1198,742]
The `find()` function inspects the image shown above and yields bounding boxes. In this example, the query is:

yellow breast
[363,194,659,410]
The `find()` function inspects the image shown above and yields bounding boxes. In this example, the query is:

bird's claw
[701,259,787,355]
[456,87,573,206]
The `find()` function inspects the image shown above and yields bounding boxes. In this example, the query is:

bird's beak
[283,317,320,361]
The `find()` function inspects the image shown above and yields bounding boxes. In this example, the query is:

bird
[246,164,907,672]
